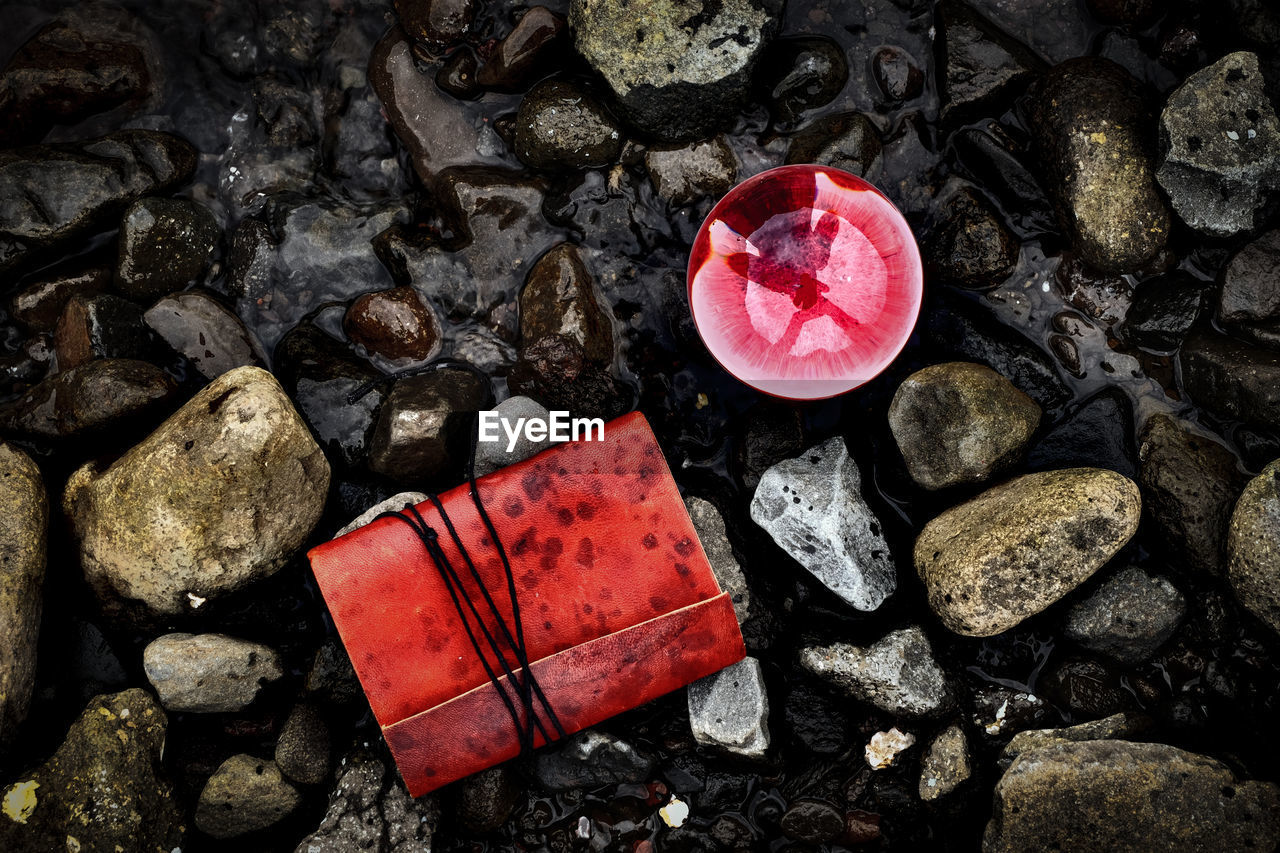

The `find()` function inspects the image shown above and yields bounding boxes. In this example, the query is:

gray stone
[915,468,1141,636]
[1137,415,1246,575]
[799,627,951,718]
[514,79,623,170]
[569,0,778,141]
[294,749,439,853]
[1228,459,1280,636]
[785,112,883,178]
[687,657,771,759]
[275,702,331,786]
[750,437,896,612]
[645,137,737,206]
[0,689,183,852]
[919,724,971,801]
[1219,229,1280,347]
[938,0,1042,124]
[1157,52,1280,237]
[1064,567,1185,664]
[0,444,45,746]
[984,740,1280,852]
[1030,58,1171,274]
[143,633,284,713]
[144,291,265,381]
[533,730,653,792]
[1000,711,1150,765]
[116,197,219,301]
[1179,328,1280,431]
[0,131,197,276]
[64,366,330,622]
[925,184,1020,290]
[684,497,751,624]
[368,368,491,483]
[472,397,553,477]
[195,754,301,839]
[889,361,1041,490]
[337,492,431,538]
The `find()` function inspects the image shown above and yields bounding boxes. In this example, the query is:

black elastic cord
[375,413,564,753]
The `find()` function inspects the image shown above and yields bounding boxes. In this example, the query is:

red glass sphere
[687,164,923,400]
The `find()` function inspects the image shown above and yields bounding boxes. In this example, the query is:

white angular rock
[687,657,770,759]
[866,727,915,769]
[750,437,895,611]
[799,626,951,718]
[143,633,284,713]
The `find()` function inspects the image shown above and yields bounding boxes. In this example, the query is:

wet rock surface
[687,657,771,758]
[115,197,219,301]
[275,702,331,786]
[800,627,951,718]
[1064,567,1185,664]
[367,367,491,483]
[533,730,654,792]
[646,137,738,206]
[0,357,178,441]
[985,740,1280,852]
[144,290,264,380]
[343,285,442,365]
[916,468,1142,636]
[1219,228,1280,347]
[1179,328,1280,430]
[1228,459,1280,636]
[143,632,284,713]
[196,754,301,839]
[514,79,623,170]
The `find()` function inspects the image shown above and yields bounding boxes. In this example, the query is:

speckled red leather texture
[308,411,747,796]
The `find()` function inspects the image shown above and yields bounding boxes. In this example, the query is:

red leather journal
[308,411,746,796]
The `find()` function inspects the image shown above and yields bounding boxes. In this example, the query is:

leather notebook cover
[308,411,747,796]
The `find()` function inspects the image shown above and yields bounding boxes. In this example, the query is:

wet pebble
[368,367,491,483]
[275,702,331,786]
[10,264,110,332]
[687,657,771,759]
[116,197,219,302]
[144,291,264,380]
[0,357,177,441]
[1053,254,1132,327]
[195,754,301,839]
[1218,229,1280,348]
[645,137,738,206]
[476,6,566,91]
[924,183,1019,289]
[1227,458,1280,636]
[395,0,475,52]
[872,46,924,103]
[785,112,882,177]
[918,724,971,801]
[799,627,952,718]
[750,437,896,612]
[937,0,1042,124]
[456,766,522,834]
[514,79,623,171]
[343,285,442,364]
[915,468,1141,636]
[889,361,1041,490]
[780,799,844,844]
[0,443,45,747]
[684,497,751,624]
[1156,52,1280,237]
[54,293,153,370]
[506,335,631,420]
[756,36,849,122]
[1026,388,1136,479]
[1179,328,1280,430]
[520,242,614,363]
[143,633,284,713]
[1122,271,1207,351]
[1064,567,1184,664]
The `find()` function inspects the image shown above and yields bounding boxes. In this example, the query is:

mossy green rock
[64,365,330,622]
[0,689,183,852]
[0,443,46,747]
[916,468,1140,636]
[984,740,1280,851]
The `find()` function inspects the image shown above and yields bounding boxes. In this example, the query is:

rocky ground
[0,0,1279,850]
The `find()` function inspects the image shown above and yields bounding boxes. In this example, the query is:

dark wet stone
[1048,334,1082,377]
[569,0,780,141]
[0,358,177,441]
[1053,254,1132,327]
[1179,328,1280,430]
[275,702,331,786]
[370,29,512,189]
[785,112,882,178]
[10,264,110,331]
[1138,414,1247,576]
[1122,272,1207,351]
[1219,229,1280,348]
[476,6,566,91]
[144,291,265,381]
[999,712,1151,766]
[368,368,491,483]
[343,286,442,364]
[925,183,1019,289]
[262,4,334,67]
[0,6,156,147]
[453,327,518,376]
[294,748,439,852]
[456,765,522,834]
[1030,58,1171,274]
[304,639,364,711]
[645,137,737,206]
[1156,52,1280,237]
[54,294,153,370]
[780,799,844,844]
[396,0,475,52]
[230,194,409,353]
[534,730,654,792]
[927,294,1072,410]
[514,79,624,171]
[757,36,848,122]
[1065,567,1185,665]
[275,323,384,469]
[985,741,1280,852]
[0,335,52,401]
[373,169,563,336]
[520,243,614,363]
[872,45,924,103]
[143,633,283,713]
[0,689,183,853]
[0,131,197,277]
[1027,388,1136,479]
[785,683,851,754]
[964,0,1092,65]
[950,124,1055,233]
[436,48,480,99]
[1039,658,1135,717]
[890,361,1041,489]
[254,75,318,148]
[937,0,1043,124]
[507,334,631,421]
[1086,0,1158,26]
[733,401,805,489]
[116,198,219,302]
